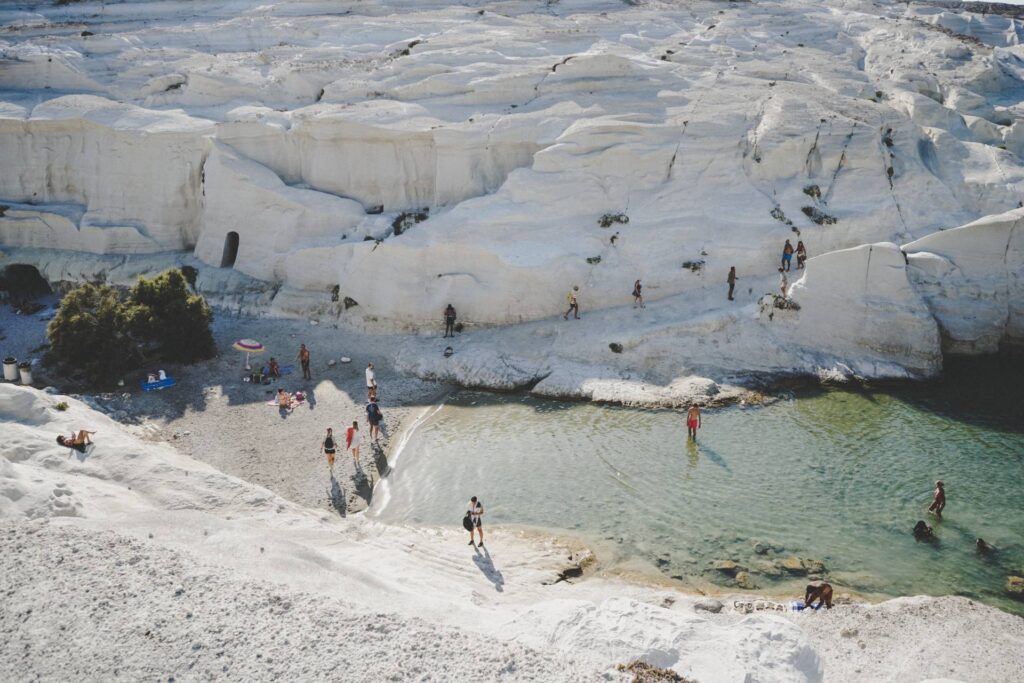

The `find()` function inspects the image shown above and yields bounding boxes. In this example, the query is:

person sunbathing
[57,430,95,448]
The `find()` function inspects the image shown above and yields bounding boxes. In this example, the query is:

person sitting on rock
[803,580,833,609]
[913,520,936,541]
[57,430,96,452]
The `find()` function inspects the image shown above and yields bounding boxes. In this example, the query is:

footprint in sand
[47,482,82,517]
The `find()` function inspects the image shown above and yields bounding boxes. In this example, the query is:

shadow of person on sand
[328,472,346,517]
[352,461,373,507]
[306,386,316,411]
[472,545,505,592]
[371,441,391,478]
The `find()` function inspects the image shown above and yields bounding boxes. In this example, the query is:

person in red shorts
[686,405,701,440]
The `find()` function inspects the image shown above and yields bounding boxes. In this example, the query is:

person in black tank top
[321,428,336,471]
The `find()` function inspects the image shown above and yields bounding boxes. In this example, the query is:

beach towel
[266,393,305,407]
[278,365,294,376]
[141,377,177,391]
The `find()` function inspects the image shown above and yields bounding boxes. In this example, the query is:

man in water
[443,304,457,338]
[976,538,995,555]
[913,520,935,541]
[804,581,833,609]
[297,344,311,380]
[686,405,701,440]
[927,480,945,518]
[468,495,484,548]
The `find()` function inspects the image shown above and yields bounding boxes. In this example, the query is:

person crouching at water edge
[467,496,484,548]
[803,581,833,610]
[686,405,701,440]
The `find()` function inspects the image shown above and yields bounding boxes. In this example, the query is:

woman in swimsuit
[633,279,645,309]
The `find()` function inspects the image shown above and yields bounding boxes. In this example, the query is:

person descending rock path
[366,397,383,443]
[321,427,336,472]
[782,239,794,272]
[686,405,701,440]
[443,304,457,338]
[346,420,361,467]
[779,268,789,298]
[563,287,580,320]
[633,279,645,309]
[796,241,808,269]
[467,495,484,547]
[365,362,377,400]
[297,343,312,380]
[727,266,737,301]
[928,480,946,518]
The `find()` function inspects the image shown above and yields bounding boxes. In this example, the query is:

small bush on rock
[392,210,429,236]
[609,342,623,353]
[47,283,134,386]
[598,213,629,228]
[124,269,215,363]
[55,401,69,411]
[801,206,837,225]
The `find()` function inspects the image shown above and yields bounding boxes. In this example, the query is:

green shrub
[55,401,69,411]
[47,283,134,386]
[124,269,215,363]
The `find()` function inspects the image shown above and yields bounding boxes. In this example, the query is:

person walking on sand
[346,420,361,465]
[803,581,833,609]
[467,495,484,547]
[443,304,457,338]
[321,427,337,472]
[796,241,807,269]
[782,239,794,272]
[928,480,945,518]
[633,279,645,309]
[297,344,311,380]
[366,397,383,443]
[686,405,701,440]
[727,266,737,301]
[365,362,377,399]
[779,268,789,298]
[563,287,580,320]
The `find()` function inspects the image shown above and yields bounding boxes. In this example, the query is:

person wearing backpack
[467,496,484,547]
[366,398,383,443]
[320,427,337,472]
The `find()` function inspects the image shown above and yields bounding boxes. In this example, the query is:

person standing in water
[928,480,945,518]
[686,405,701,440]
[782,239,794,272]
[727,266,737,301]
[346,420,361,465]
[467,495,484,547]
[297,344,312,380]
[443,304,457,338]
[632,279,645,309]
[321,427,336,472]
[563,287,580,320]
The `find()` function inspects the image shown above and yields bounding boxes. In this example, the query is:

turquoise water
[368,358,1024,614]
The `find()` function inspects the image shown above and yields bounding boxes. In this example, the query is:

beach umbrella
[233,338,265,370]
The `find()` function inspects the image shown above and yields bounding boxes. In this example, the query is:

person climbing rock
[321,427,336,472]
[443,304,457,338]
[803,581,833,609]
[563,287,580,320]
[467,495,484,547]
[779,268,789,298]
[727,266,737,301]
[796,241,808,269]
[632,279,645,309]
[927,480,945,518]
[782,239,794,272]
[297,343,311,380]
[686,405,701,440]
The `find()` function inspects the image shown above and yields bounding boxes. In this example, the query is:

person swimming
[913,520,935,541]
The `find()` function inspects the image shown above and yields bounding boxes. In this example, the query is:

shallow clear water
[369,358,1024,614]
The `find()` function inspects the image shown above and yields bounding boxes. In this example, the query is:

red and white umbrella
[232,339,265,370]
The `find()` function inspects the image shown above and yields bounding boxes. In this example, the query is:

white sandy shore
[2,316,1024,681]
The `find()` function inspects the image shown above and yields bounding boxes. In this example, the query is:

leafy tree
[125,269,215,363]
[46,283,134,386]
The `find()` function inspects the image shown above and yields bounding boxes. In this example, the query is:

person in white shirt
[365,362,377,399]
[346,420,361,464]
[467,496,484,547]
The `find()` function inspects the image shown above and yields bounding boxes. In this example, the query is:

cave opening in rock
[221,231,239,268]
[0,264,52,302]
